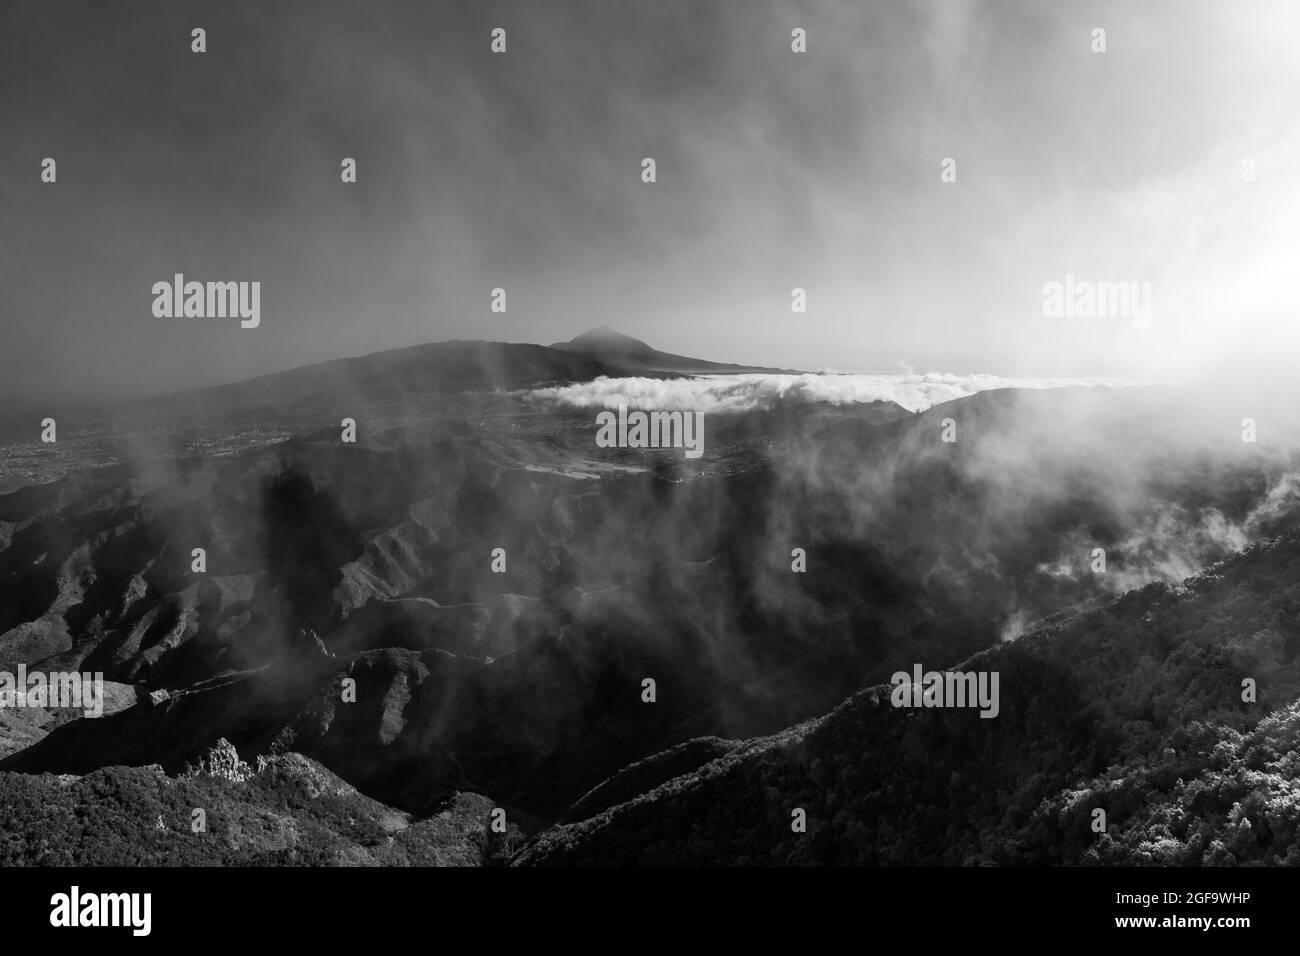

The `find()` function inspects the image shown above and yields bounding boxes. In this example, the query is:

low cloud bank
[527,373,1143,414]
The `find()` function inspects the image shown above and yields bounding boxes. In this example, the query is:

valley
[0,332,1296,864]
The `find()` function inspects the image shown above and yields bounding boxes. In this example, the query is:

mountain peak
[552,326,655,355]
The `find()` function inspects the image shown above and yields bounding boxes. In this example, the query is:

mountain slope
[149,340,656,415]
[517,526,1300,865]
[550,325,796,375]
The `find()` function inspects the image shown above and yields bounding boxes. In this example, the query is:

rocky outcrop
[186,737,253,782]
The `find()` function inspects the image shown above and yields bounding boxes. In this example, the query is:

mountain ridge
[550,326,798,375]
[517,525,1300,865]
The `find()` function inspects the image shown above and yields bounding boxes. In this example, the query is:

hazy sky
[2,0,1298,403]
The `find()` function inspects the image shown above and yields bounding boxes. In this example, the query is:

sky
[2,0,1298,404]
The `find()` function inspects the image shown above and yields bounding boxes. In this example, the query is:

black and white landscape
[2,1,1300,874]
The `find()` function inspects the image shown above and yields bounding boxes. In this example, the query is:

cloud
[1027,469,1300,607]
[526,373,1144,414]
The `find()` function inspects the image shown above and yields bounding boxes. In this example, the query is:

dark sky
[2,0,1297,403]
